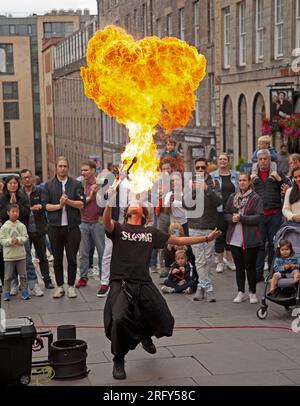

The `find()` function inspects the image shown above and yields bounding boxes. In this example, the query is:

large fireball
[81,25,206,192]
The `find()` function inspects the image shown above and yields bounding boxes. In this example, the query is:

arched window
[253,93,266,149]
[238,94,248,160]
[223,95,234,161]
[294,92,300,114]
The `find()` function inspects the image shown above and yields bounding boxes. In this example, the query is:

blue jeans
[12,240,38,289]
[79,222,105,279]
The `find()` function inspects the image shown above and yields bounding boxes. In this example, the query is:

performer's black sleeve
[151,227,170,249]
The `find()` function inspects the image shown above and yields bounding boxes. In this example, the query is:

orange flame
[81,25,206,193]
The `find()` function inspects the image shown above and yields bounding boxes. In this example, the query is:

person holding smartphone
[188,158,223,303]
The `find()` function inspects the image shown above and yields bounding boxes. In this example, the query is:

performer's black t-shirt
[106,222,169,282]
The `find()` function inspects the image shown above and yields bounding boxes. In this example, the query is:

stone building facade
[0,35,35,173]
[0,11,88,179]
[97,0,217,169]
[215,0,300,164]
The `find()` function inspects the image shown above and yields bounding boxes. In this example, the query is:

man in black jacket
[20,169,54,289]
[253,149,289,280]
[44,157,85,299]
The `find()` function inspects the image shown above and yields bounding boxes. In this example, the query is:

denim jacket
[273,255,300,274]
[210,170,240,212]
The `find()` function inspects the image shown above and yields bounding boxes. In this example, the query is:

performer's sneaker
[112,358,126,380]
[141,337,157,354]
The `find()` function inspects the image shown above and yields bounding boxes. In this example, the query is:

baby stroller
[257,224,300,320]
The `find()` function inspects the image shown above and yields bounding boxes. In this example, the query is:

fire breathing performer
[103,187,221,380]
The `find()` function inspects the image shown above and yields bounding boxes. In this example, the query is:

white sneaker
[10,286,18,296]
[233,291,247,303]
[31,284,44,297]
[224,259,236,271]
[67,285,77,298]
[53,286,65,299]
[249,293,258,304]
[216,263,225,273]
[161,286,175,294]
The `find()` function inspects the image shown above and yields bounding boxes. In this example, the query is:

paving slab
[193,345,300,375]
[280,369,300,384]
[104,344,173,362]
[3,261,299,386]
[193,371,294,386]
[259,336,300,351]
[108,377,198,386]
[88,357,210,386]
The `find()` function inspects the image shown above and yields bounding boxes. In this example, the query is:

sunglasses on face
[195,165,206,170]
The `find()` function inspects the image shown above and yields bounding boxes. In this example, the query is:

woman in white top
[282,166,300,224]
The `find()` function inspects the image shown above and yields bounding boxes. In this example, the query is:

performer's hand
[106,186,117,204]
[207,228,222,242]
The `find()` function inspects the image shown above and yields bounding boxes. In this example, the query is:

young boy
[160,137,184,173]
[160,137,178,159]
[161,249,195,294]
[251,135,278,180]
[0,204,30,301]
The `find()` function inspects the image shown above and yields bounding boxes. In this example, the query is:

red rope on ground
[35,324,296,332]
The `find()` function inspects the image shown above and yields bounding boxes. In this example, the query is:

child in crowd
[163,222,198,284]
[0,204,30,301]
[160,137,184,173]
[160,137,178,159]
[269,239,300,294]
[161,249,196,294]
[251,135,278,180]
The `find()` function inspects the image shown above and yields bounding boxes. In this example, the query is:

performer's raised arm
[103,187,115,233]
[167,228,221,246]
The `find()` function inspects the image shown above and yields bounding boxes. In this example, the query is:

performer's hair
[124,202,149,225]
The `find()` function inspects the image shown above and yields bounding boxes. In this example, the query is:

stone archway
[253,93,266,149]
[223,95,234,162]
[238,94,248,160]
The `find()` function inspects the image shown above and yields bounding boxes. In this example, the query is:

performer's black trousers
[104,280,174,361]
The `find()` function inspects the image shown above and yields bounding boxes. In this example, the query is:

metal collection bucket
[50,339,88,379]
